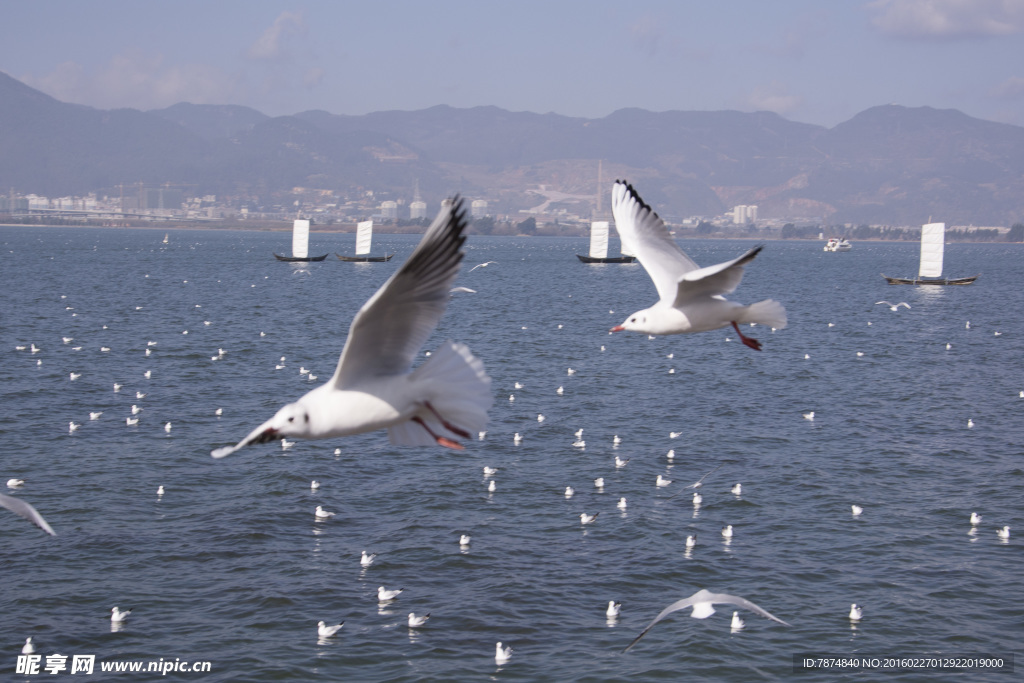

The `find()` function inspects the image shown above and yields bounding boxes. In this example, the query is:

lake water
[1,226,1021,681]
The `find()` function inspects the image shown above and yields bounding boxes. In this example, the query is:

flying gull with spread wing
[212,197,491,458]
[609,181,786,350]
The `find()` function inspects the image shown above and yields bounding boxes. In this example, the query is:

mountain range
[2,70,1023,226]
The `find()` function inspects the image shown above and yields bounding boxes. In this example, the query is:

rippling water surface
[1,226,1021,681]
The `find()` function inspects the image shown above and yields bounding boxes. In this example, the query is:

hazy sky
[3,0,1024,128]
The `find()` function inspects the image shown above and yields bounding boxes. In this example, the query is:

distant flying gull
[685,464,722,489]
[468,261,497,272]
[317,620,344,638]
[212,198,491,459]
[875,301,911,311]
[608,181,786,350]
[623,589,789,652]
[0,492,57,536]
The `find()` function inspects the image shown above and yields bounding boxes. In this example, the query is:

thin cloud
[867,0,1024,39]
[629,14,665,57]
[247,10,306,60]
[747,82,803,117]
[22,52,244,110]
[991,75,1024,99]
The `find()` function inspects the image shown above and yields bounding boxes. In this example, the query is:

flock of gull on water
[6,180,1015,665]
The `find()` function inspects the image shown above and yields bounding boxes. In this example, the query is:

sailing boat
[337,219,393,262]
[576,221,636,263]
[882,222,978,285]
[274,219,328,262]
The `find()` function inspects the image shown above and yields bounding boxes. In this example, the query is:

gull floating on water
[212,198,491,459]
[68,421,80,433]
[970,512,982,525]
[7,478,24,488]
[731,483,742,496]
[849,604,862,621]
[310,480,320,490]
[607,601,622,617]
[408,612,430,627]
[459,534,471,546]
[851,505,863,516]
[483,466,498,476]
[0,492,56,536]
[495,642,512,665]
[617,497,628,510]
[594,478,604,489]
[656,474,672,488]
[314,506,335,519]
[997,526,1010,540]
[360,550,376,567]
[875,301,910,311]
[730,611,745,631]
[378,586,403,601]
[89,412,103,420]
[802,411,815,421]
[580,512,599,525]
[685,535,696,548]
[692,492,702,506]
[614,456,630,468]
[721,525,734,538]
[22,637,34,654]
[623,589,789,652]
[317,620,344,637]
[110,607,132,623]
[608,181,786,350]
[564,486,574,498]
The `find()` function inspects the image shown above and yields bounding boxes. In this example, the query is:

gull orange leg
[424,401,471,439]
[412,416,464,450]
[731,321,762,351]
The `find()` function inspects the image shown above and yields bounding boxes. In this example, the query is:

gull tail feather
[388,340,492,446]
[738,299,787,329]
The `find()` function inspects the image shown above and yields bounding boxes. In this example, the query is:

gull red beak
[610,325,625,332]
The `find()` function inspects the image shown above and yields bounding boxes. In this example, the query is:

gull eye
[288,416,295,423]
[630,317,637,323]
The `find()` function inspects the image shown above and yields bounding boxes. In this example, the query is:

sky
[3,0,1024,128]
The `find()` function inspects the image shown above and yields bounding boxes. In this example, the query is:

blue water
[1,226,1021,681]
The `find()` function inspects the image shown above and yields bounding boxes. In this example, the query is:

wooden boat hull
[576,254,637,264]
[882,273,978,285]
[336,253,394,262]
[274,253,328,262]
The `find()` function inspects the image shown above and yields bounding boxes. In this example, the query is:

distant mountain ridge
[2,70,1023,225]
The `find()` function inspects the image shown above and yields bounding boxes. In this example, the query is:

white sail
[356,220,373,256]
[589,221,609,259]
[919,222,945,278]
[292,219,310,259]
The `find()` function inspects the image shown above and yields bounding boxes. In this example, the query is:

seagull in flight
[623,589,789,652]
[875,301,911,311]
[468,261,497,272]
[212,198,491,458]
[609,181,786,350]
[0,492,57,536]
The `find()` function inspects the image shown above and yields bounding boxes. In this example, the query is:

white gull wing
[623,589,788,652]
[330,198,468,388]
[0,491,56,536]
[675,246,762,307]
[611,181,699,303]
